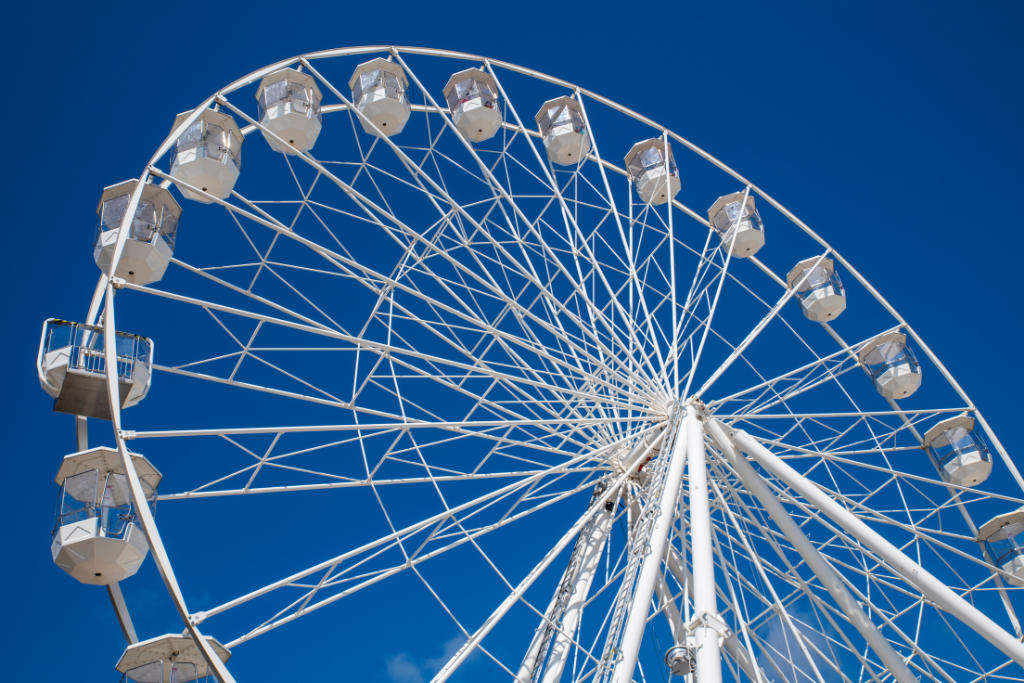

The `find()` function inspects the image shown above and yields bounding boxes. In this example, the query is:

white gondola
[786,256,846,322]
[535,96,590,166]
[858,331,922,399]
[443,68,503,142]
[94,180,181,286]
[624,139,680,205]
[256,68,323,154]
[38,319,153,420]
[922,414,993,487]
[116,634,231,682]
[978,508,1024,587]
[51,447,160,585]
[707,191,765,258]
[349,58,411,137]
[168,109,244,203]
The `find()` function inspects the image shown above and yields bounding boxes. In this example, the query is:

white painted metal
[539,502,614,683]
[107,582,138,645]
[430,468,642,683]
[708,419,918,683]
[685,410,723,683]
[46,45,1021,683]
[663,551,766,683]
[730,428,1024,667]
[611,410,691,683]
[96,183,238,682]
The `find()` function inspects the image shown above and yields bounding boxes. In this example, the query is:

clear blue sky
[3,1,1023,681]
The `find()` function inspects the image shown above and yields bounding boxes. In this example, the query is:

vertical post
[664,550,767,683]
[611,410,692,683]
[75,416,88,452]
[686,410,723,683]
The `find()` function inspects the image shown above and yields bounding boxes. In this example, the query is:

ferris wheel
[37,45,1024,683]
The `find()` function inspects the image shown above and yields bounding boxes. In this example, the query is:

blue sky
[3,1,1023,681]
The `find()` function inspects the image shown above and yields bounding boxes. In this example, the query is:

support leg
[729,427,1024,668]
[708,419,916,683]
[611,410,693,683]
[541,505,614,683]
[687,413,723,683]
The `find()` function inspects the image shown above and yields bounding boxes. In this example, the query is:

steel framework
[65,45,1024,682]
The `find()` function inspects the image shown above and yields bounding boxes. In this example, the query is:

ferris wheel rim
[78,44,1024,683]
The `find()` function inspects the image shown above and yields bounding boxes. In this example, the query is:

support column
[611,410,692,683]
[686,412,723,683]
[707,419,916,683]
[541,506,614,683]
[517,500,614,683]
[665,550,765,683]
[516,585,563,683]
[75,416,88,452]
[729,427,1024,667]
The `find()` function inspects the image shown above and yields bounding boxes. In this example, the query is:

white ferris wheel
[36,45,1024,683]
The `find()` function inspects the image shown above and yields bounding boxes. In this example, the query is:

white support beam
[517,582,563,683]
[708,419,917,683]
[540,504,614,683]
[686,412,723,683]
[664,549,767,683]
[729,428,1024,667]
[611,408,693,683]
[430,465,643,683]
[102,280,236,683]
[107,582,138,645]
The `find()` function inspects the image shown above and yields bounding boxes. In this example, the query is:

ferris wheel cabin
[38,319,153,421]
[168,109,244,203]
[51,447,160,585]
[707,191,765,258]
[786,256,846,322]
[624,139,680,206]
[922,414,993,487]
[349,58,411,137]
[256,68,323,154]
[95,181,181,286]
[116,634,231,683]
[535,97,591,166]
[443,68,503,142]
[979,509,1024,587]
[858,331,922,399]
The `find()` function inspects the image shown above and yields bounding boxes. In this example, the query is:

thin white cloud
[386,653,425,683]
[424,634,469,674]
[387,634,476,683]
